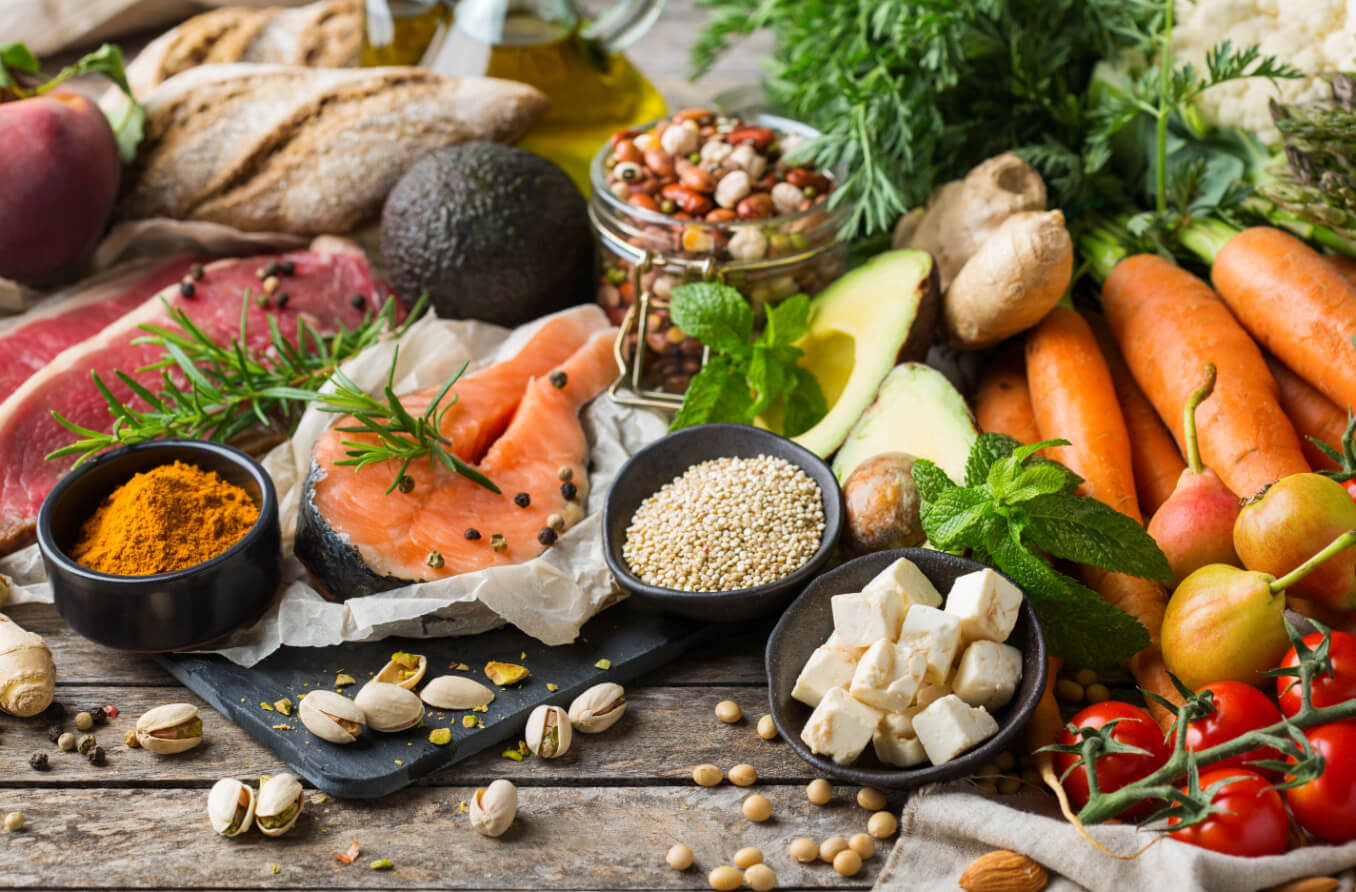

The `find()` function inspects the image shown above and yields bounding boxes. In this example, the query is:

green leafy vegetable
[668,283,826,434]
[913,433,1170,666]
[0,43,38,88]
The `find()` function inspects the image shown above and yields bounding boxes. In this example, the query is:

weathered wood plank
[0,786,888,889]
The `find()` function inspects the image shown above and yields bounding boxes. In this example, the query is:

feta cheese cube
[915,683,950,708]
[792,645,859,708]
[800,687,883,765]
[864,557,944,616]
[831,589,902,647]
[849,639,927,712]
[945,568,1023,643]
[912,694,1000,765]
[952,640,1024,710]
[824,631,867,661]
[896,605,963,683]
[873,710,927,767]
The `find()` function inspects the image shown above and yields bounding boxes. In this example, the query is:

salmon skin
[295,307,618,599]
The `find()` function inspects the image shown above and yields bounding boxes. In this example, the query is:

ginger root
[0,613,55,717]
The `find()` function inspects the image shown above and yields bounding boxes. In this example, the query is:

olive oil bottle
[361,0,452,67]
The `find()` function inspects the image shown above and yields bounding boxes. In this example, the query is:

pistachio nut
[524,705,571,759]
[207,777,256,837]
[468,778,517,837]
[420,675,495,711]
[298,689,365,744]
[255,773,304,837]
[567,682,627,733]
[353,681,423,733]
[135,703,204,754]
[484,661,529,686]
[374,651,427,690]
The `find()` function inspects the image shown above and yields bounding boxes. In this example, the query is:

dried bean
[614,139,643,164]
[736,194,774,221]
[680,166,717,194]
[660,184,713,216]
[644,147,675,179]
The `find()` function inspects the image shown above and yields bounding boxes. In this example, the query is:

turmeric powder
[70,461,259,576]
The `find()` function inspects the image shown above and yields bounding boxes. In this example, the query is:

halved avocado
[832,363,977,484]
[761,250,939,457]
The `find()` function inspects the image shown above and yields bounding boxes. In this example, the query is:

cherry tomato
[1169,768,1289,857]
[1344,479,1356,504]
[1054,702,1170,820]
[1276,630,1356,718]
[1177,681,1284,778]
[1285,723,1356,843]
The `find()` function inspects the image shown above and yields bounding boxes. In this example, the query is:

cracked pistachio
[207,777,256,837]
[298,689,365,744]
[135,703,203,754]
[334,672,356,688]
[273,698,293,717]
[375,652,426,690]
[420,676,495,711]
[255,773,304,837]
[567,682,626,733]
[468,779,517,837]
[484,662,529,686]
[429,727,451,746]
[353,682,423,733]
[524,705,571,759]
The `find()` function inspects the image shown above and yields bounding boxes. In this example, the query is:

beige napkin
[877,782,1356,892]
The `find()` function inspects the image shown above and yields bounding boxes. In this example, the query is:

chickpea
[729,764,757,787]
[742,793,772,823]
[3,812,23,832]
[1086,683,1112,703]
[693,764,723,787]
[733,846,763,868]
[856,787,887,811]
[998,776,1023,795]
[789,837,818,863]
[74,712,94,732]
[756,714,778,740]
[715,700,742,723]
[806,778,832,805]
[819,836,849,862]
[848,833,875,859]
[833,849,863,877]
[744,863,777,891]
[1055,679,1085,702]
[708,865,742,891]
[1074,667,1099,687]
[666,843,693,870]
[994,751,1017,772]
[867,811,898,839]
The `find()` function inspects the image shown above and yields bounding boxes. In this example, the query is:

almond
[958,850,1048,892]
[1266,879,1340,892]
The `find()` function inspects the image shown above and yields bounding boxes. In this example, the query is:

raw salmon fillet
[297,311,619,597]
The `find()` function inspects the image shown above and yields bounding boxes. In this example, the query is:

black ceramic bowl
[767,548,1047,788]
[38,440,282,652]
[602,424,844,622]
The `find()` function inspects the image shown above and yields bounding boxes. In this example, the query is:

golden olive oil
[360,1,451,67]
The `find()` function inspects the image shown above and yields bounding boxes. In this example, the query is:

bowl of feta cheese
[766,549,1047,787]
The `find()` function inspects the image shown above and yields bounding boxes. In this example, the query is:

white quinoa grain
[622,455,825,592]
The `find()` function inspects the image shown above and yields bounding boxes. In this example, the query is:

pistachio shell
[353,681,424,732]
[420,676,495,711]
[468,778,517,837]
[207,778,255,837]
[255,773,303,837]
[375,652,427,690]
[568,682,627,733]
[136,702,203,754]
[298,689,365,744]
[524,705,571,758]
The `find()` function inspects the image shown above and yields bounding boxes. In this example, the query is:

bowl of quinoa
[602,424,844,620]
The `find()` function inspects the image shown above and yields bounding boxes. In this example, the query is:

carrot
[1325,251,1356,286]
[1026,656,1063,763]
[1103,254,1309,500]
[1267,354,1347,472]
[1211,227,1356,416]
[1086,315,1186,516]
[1025,306,1177,727]
[973,345,1041,444]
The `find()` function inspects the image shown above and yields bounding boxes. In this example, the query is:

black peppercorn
[263,261,282,277]
[549,371,568,389]
[179,281,196,298]
[279,260,295,275]
[350,293,366,309]
[28,753,48,771]
[560,481,578,501]
[41,701,65,720]
[46,725,63,743]
[464,528,481,540]
[89,707,107,725]
[513,492,531,508]
[397,475,415,494]
[188,263,204,281]
[88,746,106,766]
[274,292,290,309]
[537,527,558,546]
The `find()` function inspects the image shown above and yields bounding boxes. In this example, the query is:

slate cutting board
[156,601,710,798]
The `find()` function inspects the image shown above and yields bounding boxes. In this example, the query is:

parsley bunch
[913,433,1171,667]
[668,282,826,434]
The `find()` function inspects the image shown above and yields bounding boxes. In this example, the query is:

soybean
[833,849,863,877]
[708,865,742,891]
[733,847,763,868]
[742,793,771,823]
[857,787,887,811]
[693,764,723,787]
[868,811,899,839]
[666,843,693,870]
[848,833,876,859]
[744,863,777,891]
[806,778,832,805]
[715,700,742,723]
[756,714,778,740]
[789,837,818,863]
[819,837,849,862]
[728,764,757,787]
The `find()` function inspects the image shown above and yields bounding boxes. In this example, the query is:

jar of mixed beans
[588,110,848,408]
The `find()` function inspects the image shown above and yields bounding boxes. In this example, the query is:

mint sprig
[914,433,1170,666]
[669,283,826,435]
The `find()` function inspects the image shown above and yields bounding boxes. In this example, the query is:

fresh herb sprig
[668,282,826,434]
[913,433,1170,666]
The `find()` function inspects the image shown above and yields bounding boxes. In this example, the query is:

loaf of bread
[127,0,363,97]
[116,64,550,235]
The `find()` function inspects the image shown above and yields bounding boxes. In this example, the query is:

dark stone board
[155,600,710,799]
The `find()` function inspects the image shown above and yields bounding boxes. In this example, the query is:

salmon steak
[295,306,620,598]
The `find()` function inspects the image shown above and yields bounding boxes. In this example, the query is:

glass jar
[588,114,848,409]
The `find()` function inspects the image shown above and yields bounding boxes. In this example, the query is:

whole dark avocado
[380,143,596,327]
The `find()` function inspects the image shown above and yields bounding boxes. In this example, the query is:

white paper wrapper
[0,305,669,666]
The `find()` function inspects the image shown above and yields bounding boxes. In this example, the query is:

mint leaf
[669,358,751,431]
[921,487,992,552]
[0,43,38,89]
[911,459,958,503]
[1023,493,1172,582]
[745,343,786,419]
[965,432,1021,487]
[764,293,811,345]
[782,367,826,437]
[670,282,753,355]
[997,462,1077,504]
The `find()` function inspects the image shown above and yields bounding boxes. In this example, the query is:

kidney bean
[614,139,643,164]
[680,166,716,194]
[644,147,675,179]
[609,128,640,148]
[627,193,659,211]
[785,167,817,188]
[727,126,775,150]
[661,184,714,216]
[675,108,715,125]
[671,211,694,221]
[736,193,774,220]
[704,208,738,223]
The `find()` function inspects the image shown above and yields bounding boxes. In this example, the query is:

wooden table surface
[0,5,900,891]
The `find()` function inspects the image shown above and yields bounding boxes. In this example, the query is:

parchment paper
[0,305,669,665]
